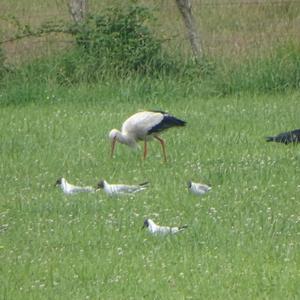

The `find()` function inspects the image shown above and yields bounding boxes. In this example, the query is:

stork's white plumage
[142,219,188,235]
[109,110,186,161]
[96,179,149,196]
[55,177,95,195]
[188,181,211,196]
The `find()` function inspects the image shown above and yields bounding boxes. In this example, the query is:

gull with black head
[96,179,149,197]
[188,181,211,196]
[55,177,95,195]
[142,219,187,235]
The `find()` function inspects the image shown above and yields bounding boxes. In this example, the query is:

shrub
[73,5,172,75]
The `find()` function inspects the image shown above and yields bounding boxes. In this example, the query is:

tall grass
[1,38,300,106]
[210,41,300,95]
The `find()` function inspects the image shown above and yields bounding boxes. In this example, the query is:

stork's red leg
[111,137,117,158]
[154,136,167,162]
[143,140,148,160]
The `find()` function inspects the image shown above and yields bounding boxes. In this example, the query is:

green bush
[73,5,172,75]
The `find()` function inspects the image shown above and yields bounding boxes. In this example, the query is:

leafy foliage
[73,5,172,75]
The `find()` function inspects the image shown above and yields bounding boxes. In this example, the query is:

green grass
[2,37,300,101]
[1,1,300,298]
[0,89,299,299]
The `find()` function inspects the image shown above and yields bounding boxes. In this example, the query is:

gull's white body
[143,219,187,235]
[98,180,148,197]
[55,178,95,195]
[188,181,211,196]
[109,111,186,161]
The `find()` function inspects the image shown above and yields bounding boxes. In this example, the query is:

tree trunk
[175,0,203,60]
[68,0,88,23]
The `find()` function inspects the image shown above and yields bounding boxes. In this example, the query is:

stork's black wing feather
[148,114,186,134]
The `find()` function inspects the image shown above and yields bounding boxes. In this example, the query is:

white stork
[109,110,186,161]
[142,219,188,235]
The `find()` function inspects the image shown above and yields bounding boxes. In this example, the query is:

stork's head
[109,129,119,158]
[109,129,119,141]
[109,129,138,155]
[187,181,192,189]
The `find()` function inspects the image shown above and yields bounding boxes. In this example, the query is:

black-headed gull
[142,219,187,235]
[55,177,95,195]
[188,181,211,196]
[109,110,186,161]
[265,128,300,144]
[96,179,149,196]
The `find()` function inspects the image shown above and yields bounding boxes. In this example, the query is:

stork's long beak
[111,137,116,158]
[141,224,146,230]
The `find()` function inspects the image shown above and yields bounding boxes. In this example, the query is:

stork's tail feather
[265,136,274,142]
[169,116,186,127]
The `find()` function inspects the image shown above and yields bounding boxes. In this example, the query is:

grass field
[1,1,300,298]
[1,89,299,299]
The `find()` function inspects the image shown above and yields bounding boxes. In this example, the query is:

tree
[175,0,203,60]
[68,0,88,23]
